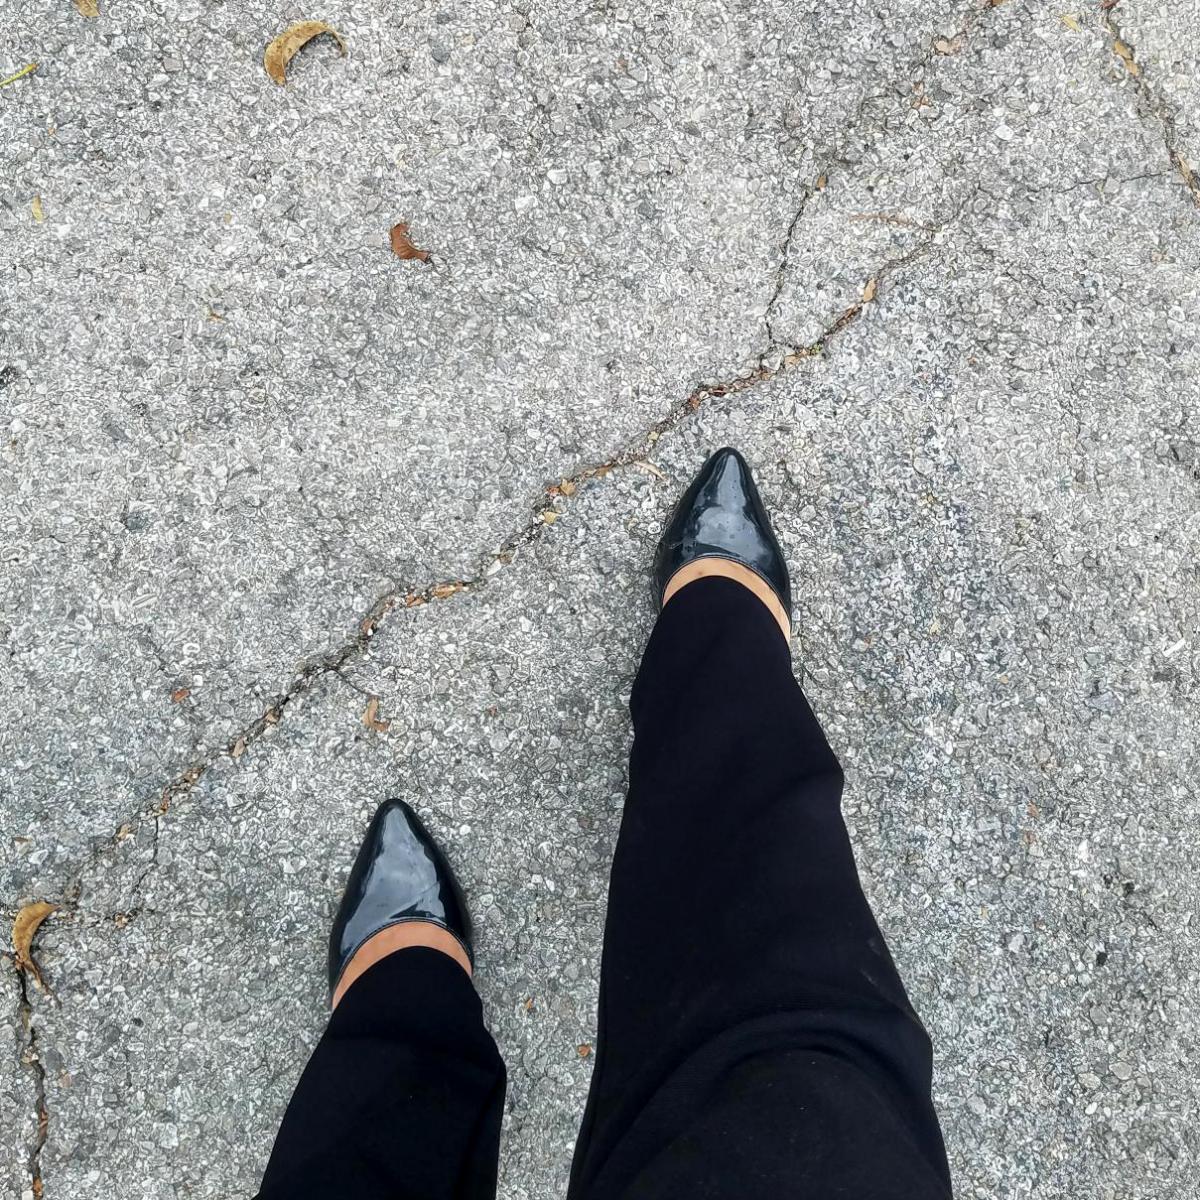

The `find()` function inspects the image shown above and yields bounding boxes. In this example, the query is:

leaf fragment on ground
[933,34,964,54]
[390,221,432,262]
[1,62,38,88]
[31,196,45,222]
[170,686,190,703]
[72,0,99,16]
[1059,13,1081,31]
[13,902,58,991]
[263,20,345,85]
[1112,38,1139,75]
[862,277,879,303]
[577,1043,592,1057]
[363,697,391,732]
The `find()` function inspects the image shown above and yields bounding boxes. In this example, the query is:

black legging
[256,577,952,1199]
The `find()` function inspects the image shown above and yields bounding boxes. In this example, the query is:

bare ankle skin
[331,920,472,1010]
[662,559,790,642]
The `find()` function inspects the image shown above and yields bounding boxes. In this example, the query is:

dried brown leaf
[577,1043,592,1057]
[231,736,246,759]
[933,35,964,54]
[559,479,577,496]
[542,509,559,524]
[431,582,461,599]
[390,221,432,263]
[31,195,45,223]
[170,686,190,703]
[862,277,879,303]
[263,20,345,86]
[363,697,390,732]
[72,0,99,17]
[13,902,58,991]
[1112,38,1139,75]
[1058,13,1081,31]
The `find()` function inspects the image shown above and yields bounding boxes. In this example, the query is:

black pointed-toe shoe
[653,446,792,621]
[328,798,473,997]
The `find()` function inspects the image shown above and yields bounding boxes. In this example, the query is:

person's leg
[569,575,951,1199]
[256,945,505,1200]
[256,947,505,1200]
[256,798,506,1200]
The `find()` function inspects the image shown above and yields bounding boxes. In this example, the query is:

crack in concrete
[8,957,50,1199]
[1017,168,1173,198]
[35,236,939,926]
[1100,3,1200,209]
[763,0,1005,355]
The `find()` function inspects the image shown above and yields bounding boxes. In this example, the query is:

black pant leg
[256,947,506,1200]
[569,576,951,1199]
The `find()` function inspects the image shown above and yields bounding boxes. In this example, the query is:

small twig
[0,62,38,88]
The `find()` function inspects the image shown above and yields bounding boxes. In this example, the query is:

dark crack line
[1015,168,1172,198]
[1100,3,1200,209]
[113,816,162,927]
[8,957,49,1199]
[35,237,939,924]
[763,180,822,350]
[763,0,1005,356]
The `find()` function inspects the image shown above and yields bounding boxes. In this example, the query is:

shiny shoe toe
[328,799,472,998]
[653,447,792,620]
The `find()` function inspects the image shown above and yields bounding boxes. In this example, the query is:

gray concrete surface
[2,0,1198,1196]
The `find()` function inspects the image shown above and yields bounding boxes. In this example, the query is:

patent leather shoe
[653,446,792,620]
[328,799,472,997]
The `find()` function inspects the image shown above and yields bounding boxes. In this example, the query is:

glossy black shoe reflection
[328,799,473,998]
[653,446,792,620]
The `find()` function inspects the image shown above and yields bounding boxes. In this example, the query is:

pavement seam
[763,0,1007,353]
[1099,3,1200,209]
[6,957,50,1200]
[31,235,938,928]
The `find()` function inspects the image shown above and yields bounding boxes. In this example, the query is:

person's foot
[328,799,473,1008]
[654,447,792,640]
